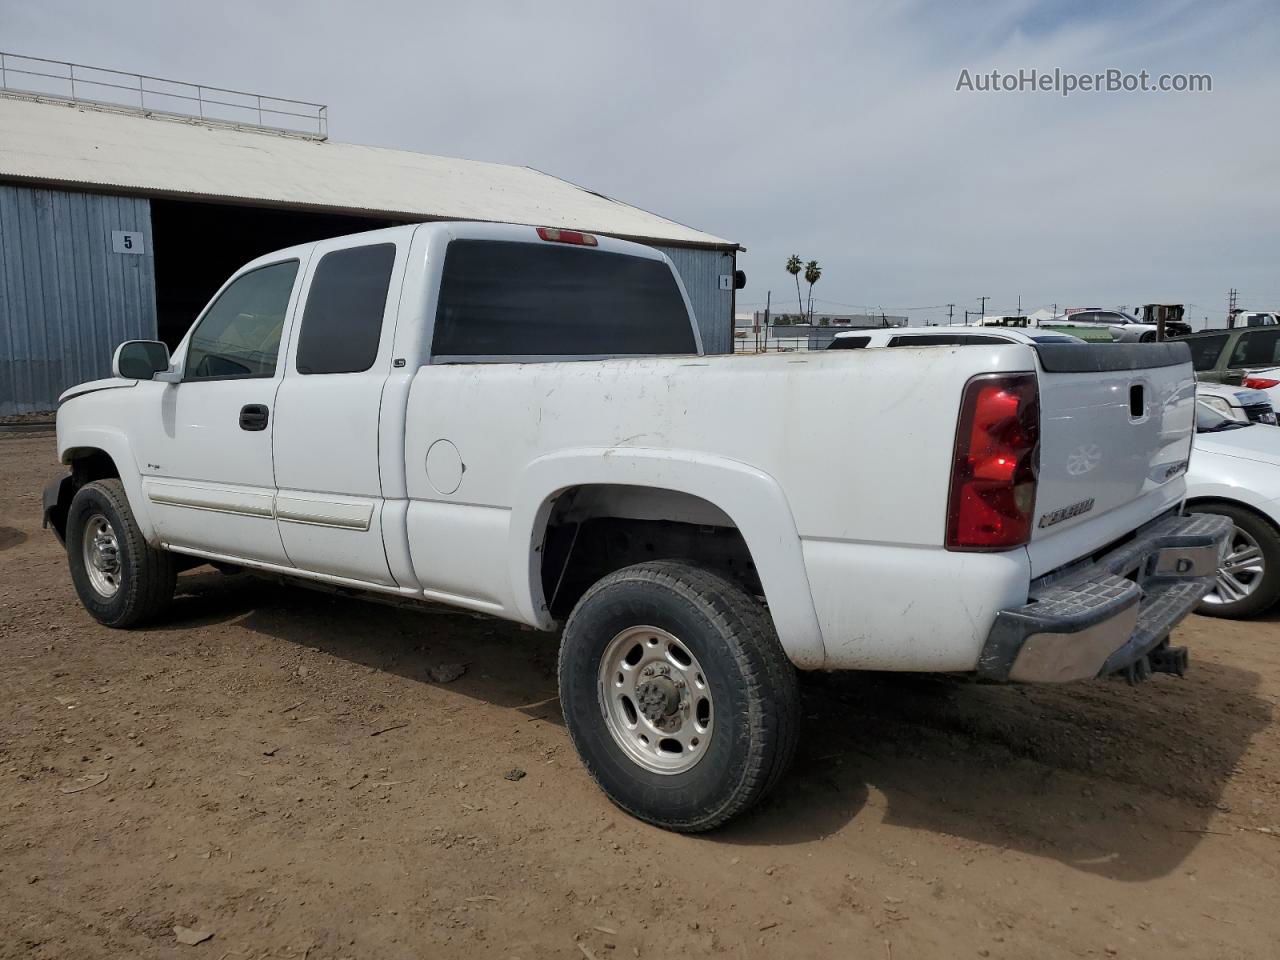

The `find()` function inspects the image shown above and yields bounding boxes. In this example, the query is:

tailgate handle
[239,404,269,432]
[1129,384,1145,419]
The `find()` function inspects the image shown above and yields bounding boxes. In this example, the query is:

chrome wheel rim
[597,625,713,775]
[82,513,122,598]
[1203,524,1264,606]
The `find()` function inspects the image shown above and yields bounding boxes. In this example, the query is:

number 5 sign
[111,231,145,255]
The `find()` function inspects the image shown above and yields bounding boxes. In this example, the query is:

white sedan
[828,326,1081,349]
[1188,402,1280,618]
[1196,381,1278,425]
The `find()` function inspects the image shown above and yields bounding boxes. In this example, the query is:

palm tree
[785,255,803,318]
[804,260,822,321]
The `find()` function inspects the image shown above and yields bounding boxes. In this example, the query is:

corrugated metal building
[0,64,739,414]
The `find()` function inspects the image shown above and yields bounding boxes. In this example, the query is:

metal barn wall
[653,245,734,354]
[0,185,156,414]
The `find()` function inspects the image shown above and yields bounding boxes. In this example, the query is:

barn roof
[0,95,735,249]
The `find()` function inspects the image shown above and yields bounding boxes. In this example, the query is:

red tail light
[946,373,1040,551]
[536,226,598,246]
[1244,376,1280,389]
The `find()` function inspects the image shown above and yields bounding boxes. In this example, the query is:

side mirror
[113,340,171,380]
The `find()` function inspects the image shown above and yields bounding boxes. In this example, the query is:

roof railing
[0,51,327,139]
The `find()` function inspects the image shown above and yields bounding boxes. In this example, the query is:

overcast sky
[4,0,1277,326]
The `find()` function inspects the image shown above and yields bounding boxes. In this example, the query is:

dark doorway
[151,199,399,348]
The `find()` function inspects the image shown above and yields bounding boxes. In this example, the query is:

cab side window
[295,244,397,375]
[1229,329,1280,368]
[184,261,300,381]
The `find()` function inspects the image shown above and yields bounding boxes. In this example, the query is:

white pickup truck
[45,221,1228,831]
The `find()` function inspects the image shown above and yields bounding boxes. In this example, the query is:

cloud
[4,0,1276,324]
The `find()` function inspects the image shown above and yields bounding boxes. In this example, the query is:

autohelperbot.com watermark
[955,68,1212,97]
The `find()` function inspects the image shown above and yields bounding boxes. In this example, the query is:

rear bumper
[977,511,1231,683]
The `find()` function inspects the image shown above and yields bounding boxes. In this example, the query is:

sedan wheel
[1203,525,1264,606]
[1195,502,1280,619]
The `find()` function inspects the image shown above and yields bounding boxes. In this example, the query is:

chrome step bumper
[977,511,1231,683]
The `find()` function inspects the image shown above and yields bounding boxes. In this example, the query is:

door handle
[239,404,270,432]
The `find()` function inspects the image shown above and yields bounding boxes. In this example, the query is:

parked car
[1039,309,1191,343]
[44,221,1228,831]
[828,327,1083,348]
[1195,381,1278,425]
[1182,327,1280,392]
[1231,367,1280,411]
[1230,311,1279,328]
[1187,401,1280,618]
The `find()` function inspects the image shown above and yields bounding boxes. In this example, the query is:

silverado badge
[1038,497,1095,529]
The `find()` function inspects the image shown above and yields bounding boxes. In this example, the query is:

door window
[185,261,299,380]
[1229,329,1280,368]
[296,244,397,375]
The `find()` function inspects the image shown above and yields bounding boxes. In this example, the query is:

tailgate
[1029,342,1195,553]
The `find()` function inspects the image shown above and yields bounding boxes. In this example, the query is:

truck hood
[1195,424,1280,467]
[59,378,137,404]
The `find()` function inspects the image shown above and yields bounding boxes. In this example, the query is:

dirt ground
[2,433,1279,960]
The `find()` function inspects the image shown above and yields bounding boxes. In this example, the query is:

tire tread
[560,560,799,832]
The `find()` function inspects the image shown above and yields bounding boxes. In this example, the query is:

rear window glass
[1228,329,1280,368]
[887,334,1009,346]
[1186,334,1229,371]
[296,244,396,375]
[431,240,695,358]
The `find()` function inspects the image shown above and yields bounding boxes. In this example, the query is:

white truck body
[52,221,1221,675]
[46,221,1231,829]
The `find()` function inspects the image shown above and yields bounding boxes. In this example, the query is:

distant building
[0,55,741,413]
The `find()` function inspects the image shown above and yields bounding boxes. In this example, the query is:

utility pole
[1052,302,1058,317]
[946,303,955,326]
[762,290,771,353]
[978,296,989,324]
[1227,288,1238,328]
[964,309,971,326]
[1017,294,1021,316]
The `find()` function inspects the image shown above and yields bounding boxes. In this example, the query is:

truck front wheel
[66,479,176,628]
[558,561,799,832]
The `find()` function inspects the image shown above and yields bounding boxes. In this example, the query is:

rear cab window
[430,240,696,359]
[887,334,1010,346]
[1186,334,1230,371]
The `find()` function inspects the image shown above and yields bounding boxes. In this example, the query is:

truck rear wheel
[66,479,176,628]
[558,561,798,832]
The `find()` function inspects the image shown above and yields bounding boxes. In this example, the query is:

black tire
[558,560,799,832]
[1140,331,1157,343]
[1194,502,1280,619]
[66,479,176,628]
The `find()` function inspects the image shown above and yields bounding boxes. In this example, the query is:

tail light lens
[946,373,1040,551]
[1244,376,1280,389]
